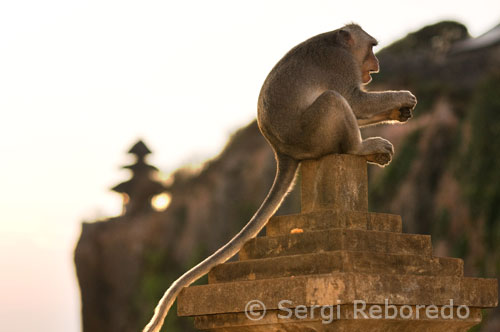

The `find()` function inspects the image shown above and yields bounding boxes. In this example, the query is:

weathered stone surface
[193,306,483,332]
[177,154,498,331]
[178,273,498,316]
[266,210,402,236]
[209,251,463,283]
[301,155,368,213]
[240,229,431,260]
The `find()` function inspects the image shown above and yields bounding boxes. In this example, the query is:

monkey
[143,24,417,332]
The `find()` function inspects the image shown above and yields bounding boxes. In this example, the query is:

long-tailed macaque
[144,24,417,332]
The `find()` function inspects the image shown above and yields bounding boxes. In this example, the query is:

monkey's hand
[398,107,413,122]
[390,107,413,122]
[391,91,417,122]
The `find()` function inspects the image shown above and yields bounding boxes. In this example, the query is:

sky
[0,1,499,331]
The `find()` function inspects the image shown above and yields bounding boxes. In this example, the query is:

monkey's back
[257,32,358,151]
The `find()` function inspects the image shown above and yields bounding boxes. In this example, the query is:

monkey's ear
[338,29,354,47]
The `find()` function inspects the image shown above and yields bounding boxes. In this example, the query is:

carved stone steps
[177,154,498,331]
[192,306,483,332]
[178,273,497,316]
[208,251,463,283]
[266,210,402,236]
[239,229,432,261]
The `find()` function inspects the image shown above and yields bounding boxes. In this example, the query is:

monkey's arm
[349,89,416,127]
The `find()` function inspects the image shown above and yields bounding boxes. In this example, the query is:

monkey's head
[338,24,380,85]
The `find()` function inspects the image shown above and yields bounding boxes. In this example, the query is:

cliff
[75,121,301,332]
[75,21,500,332]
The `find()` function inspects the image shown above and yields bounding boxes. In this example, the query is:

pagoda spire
[111,139,166,216]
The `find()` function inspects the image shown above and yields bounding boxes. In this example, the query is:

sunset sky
[1,1,499,331]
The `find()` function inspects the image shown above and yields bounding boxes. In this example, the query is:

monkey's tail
[143,153,299,332]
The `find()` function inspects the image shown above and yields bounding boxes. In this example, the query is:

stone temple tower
[111,140,165,216]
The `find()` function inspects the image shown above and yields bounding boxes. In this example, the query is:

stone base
[177,155,498,331]
[179,273,496,316]
[193,306,483,332]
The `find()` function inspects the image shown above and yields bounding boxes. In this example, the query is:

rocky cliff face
[75,121,301,332]
[74,21,500,332]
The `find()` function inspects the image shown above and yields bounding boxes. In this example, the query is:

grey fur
[143,24,416,332]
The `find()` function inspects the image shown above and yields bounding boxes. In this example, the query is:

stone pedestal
[177,154,498,331]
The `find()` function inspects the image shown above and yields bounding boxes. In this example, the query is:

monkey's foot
[358,137,393,167]
[365,152,392,166]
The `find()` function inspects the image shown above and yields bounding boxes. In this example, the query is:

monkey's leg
[300,90,393,166]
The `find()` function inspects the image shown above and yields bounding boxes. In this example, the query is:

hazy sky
[1,1,499,331]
